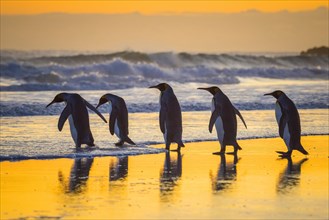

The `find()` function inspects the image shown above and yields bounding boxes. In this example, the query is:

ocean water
[0,51,328,160]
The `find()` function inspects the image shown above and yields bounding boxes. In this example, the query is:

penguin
[96,93,135,146]
[198,86,247,155]
[46,93,107,148]
[264,90,309,158]
[149,83,184,151]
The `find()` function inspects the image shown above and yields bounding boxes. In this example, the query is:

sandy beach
[1,135,328,219]
[1,1,328,219]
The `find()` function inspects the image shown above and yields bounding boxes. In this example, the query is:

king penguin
[96,93,135,146]
[198,86,247,155]
[264,90,309,158]
[46,93,107,148]
[149,83,185,151]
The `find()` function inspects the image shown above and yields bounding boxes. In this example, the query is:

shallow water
[1,78,328,116]
[0,109,328,160]
[1,136,328,219]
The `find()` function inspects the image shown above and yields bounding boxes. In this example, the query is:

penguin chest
[160,95,168,143]
[275,103,291,149]
[108,102,120,138]
[163,122,168,143]
[215,116,224,145]
[275,103,282,126]
[212,101,224,145]
[68,115,78,144]
[283,124,291,150]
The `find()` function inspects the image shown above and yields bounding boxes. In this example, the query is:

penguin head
[96,95,109,109]
[197,86,220,95]
[148,83,169,92]
[46,93,66,108]
[264,90,285,99]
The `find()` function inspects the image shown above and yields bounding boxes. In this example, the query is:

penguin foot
[87,144,98,149]
[276,151,292,158]
[115,140,124,147]
[213,151,225,155]
[171,148,181,152]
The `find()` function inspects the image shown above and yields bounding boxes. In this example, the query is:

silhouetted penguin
[47,93,107,148]
[149,83,184,151]
[96,94,135,146]
[264,90,309,157]
[198,86,247,154]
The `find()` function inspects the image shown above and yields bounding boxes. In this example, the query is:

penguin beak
[148,85,158,89]
[264,92,272,96]
[197,87,209,91]
[197,87,212,94]
[46,100,55,108]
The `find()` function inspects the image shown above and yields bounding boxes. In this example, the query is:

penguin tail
[124,136,136,145]
[234,142,242,150]
[296,144,309,155]
[178,140,185,148]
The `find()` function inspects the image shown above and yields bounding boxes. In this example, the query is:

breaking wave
[1,50,328,91]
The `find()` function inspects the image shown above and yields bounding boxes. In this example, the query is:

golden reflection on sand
[1,136,328,219]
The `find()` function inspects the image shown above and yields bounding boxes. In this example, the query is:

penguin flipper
[109,108,119,135]
[209,109,220,133]
[233,106,247,129]
[84,99,107,123]
[160,105,167,134]
[58,105,71,131]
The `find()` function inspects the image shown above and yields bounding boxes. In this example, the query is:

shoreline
[0,133,329,163]
[1,134,328,162]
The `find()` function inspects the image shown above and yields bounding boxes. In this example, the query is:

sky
[1,0,328,15]
[0,1,328,52]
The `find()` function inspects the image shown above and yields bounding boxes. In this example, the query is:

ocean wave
[2,50,327,69]
[1,50,328,91]
[1,58,243,91]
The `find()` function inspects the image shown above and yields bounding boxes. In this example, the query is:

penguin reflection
[58,158,94,193]
[277,158,308,194]
[210,154,238,192]
[109,156,128,181]
[160,152,182,194]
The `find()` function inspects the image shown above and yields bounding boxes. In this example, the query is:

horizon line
[1,5,328,16]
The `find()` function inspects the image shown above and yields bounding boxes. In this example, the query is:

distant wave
[1,50,328,91]
[1,101,328,117]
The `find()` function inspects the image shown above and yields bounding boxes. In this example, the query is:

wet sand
[1,135,328,219]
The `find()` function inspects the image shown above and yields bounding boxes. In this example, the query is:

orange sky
[1,0,328,15]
